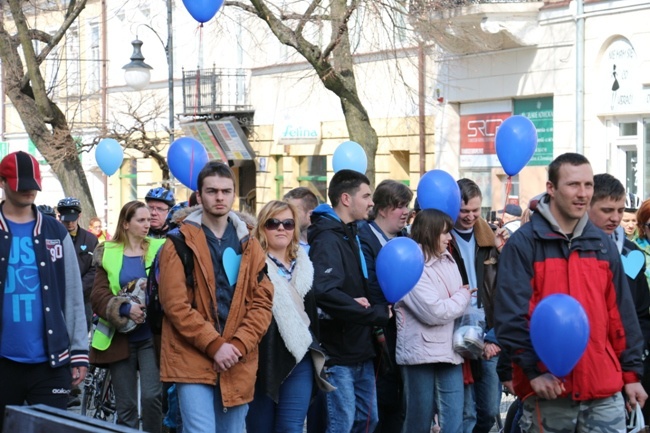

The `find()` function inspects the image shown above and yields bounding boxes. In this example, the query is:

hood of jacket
[535,193,590,239]
[308,204,348,243]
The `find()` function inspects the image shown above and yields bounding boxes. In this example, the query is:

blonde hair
[253,200,300,261]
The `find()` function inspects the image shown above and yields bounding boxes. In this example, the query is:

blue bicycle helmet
[37,205,56,218]
[145,187,176,208]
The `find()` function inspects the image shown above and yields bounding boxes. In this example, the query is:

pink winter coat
[395,249,471,366]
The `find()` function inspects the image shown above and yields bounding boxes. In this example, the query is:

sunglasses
[264,218,295,231]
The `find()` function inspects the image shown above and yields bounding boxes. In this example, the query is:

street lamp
[122,0,175,142]
[122,39,152,90]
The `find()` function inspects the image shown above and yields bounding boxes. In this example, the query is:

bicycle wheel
[503,398,522,433]
[79,366,96,417]
[97,369,117,424]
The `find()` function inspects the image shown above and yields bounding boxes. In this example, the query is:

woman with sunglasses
[89,201,165,433]
[247,200,332,433]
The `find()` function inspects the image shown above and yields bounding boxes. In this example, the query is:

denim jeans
[176,382,248,433]
[463,356,501,433]
[325,361,378,433]
[400,363,464,433]
[247,355,313,433]
[109,338,162,433]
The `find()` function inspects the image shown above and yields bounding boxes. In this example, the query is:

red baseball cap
[0,151,42,192]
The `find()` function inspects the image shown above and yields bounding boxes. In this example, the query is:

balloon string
[190,148,195,191]
[501,176,513,220]
[193,25,203,118]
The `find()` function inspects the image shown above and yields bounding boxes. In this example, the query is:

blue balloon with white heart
[167,137,209,191]
[182,0,224,23]
[495,115,538,176]
[95,138,124,176]
[416,170,462,221]
[332,141,367,174]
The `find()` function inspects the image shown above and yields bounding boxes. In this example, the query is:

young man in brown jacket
[158,161,274,433]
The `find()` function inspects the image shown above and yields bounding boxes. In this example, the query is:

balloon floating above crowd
[182,0,225,23]
[530,294,590,377]
[376,237,424,303]
[332,141,367,174]
[416,170,462,221]
[167,137,209,191]
[495,115,538,176]
[95,138,124,176]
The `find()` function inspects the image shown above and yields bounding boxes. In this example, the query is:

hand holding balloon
[530,373,566,400]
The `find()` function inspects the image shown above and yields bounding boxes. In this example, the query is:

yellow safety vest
[91,238,165,351]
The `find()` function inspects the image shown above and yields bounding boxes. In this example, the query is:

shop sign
[459,112,511,168]
[514,97,554,166]
[276,120,321,145]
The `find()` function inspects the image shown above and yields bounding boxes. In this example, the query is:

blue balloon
[332,141,367,174]
[495,115,538,176]
[95,138,124,176]
[530,294,590,377]
[182,0,224,23]
[416,170,461,221]
[376,237,424,303]
[168,137,209,191]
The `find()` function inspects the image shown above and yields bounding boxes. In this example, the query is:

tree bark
[0,1,96,218]
[241,0,379,184]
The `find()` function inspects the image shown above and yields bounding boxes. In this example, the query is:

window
[65,25,80,96]
[88,22,100,93]
[120,159,137,202]
[459,170,492,218]
[619,122,638,136]
[298,156,326,204]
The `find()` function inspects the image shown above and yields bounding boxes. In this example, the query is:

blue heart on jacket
[81,245,87,251]
[223,247,242,286]
[622,250,644,279]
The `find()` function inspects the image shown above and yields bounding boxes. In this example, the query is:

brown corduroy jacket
[158,209,273,408]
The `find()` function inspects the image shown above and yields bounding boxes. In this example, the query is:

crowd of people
[0,149,649,433]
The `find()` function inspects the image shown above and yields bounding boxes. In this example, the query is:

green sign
[513,97,553,166]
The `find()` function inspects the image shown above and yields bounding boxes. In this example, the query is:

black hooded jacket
[308,204,390,365]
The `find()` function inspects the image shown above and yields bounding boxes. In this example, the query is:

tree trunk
[329,0,378,184]
[0,1,96,219]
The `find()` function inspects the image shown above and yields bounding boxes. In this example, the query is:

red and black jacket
[494,199,644,401]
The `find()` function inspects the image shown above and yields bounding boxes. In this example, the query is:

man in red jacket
[495,153,646,432]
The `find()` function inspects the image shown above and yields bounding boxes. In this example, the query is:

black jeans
[0,357,72,429]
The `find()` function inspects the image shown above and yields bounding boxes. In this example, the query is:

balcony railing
[411,0,539,13]
[182,66,253,115]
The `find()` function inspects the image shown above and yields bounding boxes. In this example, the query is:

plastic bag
[452,305,486,360]
[117,277,147,334]
[627,403,645,433]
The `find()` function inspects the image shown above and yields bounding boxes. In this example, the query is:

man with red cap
[0,151,88,429]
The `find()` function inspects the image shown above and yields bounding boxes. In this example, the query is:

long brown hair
[410,209,454,262]
[111,200,151,254]
[253,200,300,261]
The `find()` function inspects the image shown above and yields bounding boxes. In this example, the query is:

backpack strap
[167,232,194,290]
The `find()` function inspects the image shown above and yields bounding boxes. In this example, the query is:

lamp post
[123,0,175,142]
